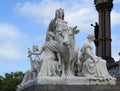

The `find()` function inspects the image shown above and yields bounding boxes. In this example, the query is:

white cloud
[66,8,97,31]
[14,0,97,31]
[111,11,120,27]
[0,23,21,39]
[0,42,23,60]
[0,23,29,69]
[114,0,120,4]
[112,34,120,61]
[14,1,64,25]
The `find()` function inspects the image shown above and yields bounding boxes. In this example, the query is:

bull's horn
[73,26,77,30]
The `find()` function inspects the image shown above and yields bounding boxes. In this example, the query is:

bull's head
[63,26,80,46]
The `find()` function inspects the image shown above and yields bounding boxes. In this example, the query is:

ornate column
[94,0,115,65]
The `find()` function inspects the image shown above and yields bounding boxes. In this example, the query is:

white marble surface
[20,77,116,86]
[17,77,116,91]
[17,9,116,90]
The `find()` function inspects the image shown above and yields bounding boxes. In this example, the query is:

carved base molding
[17,85,120,91]
[17,77,116,91]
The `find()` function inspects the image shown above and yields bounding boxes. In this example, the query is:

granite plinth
[17,77,116,91]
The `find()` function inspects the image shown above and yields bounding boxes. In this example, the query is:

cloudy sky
[0,0,120,76]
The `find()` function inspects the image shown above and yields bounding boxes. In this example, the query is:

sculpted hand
[92,56,97,63]
[28,48,32,57]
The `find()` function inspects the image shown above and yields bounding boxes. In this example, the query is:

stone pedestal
[17,85,120,91]
[17,77,116,91]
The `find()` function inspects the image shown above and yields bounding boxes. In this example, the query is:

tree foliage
[0,71,24,91]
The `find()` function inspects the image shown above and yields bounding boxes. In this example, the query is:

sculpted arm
[85,47,95,61]
[28,48,34,69]
[57,53,61,65]
[32,46,45,55]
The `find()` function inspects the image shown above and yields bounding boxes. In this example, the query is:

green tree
[0,71,24,91]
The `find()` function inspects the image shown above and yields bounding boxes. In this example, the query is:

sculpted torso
[56,19,68,32]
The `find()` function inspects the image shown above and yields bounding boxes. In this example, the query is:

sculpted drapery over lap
[17,8,115,88]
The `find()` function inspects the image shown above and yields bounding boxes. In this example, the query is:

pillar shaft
[94,0,114,65]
